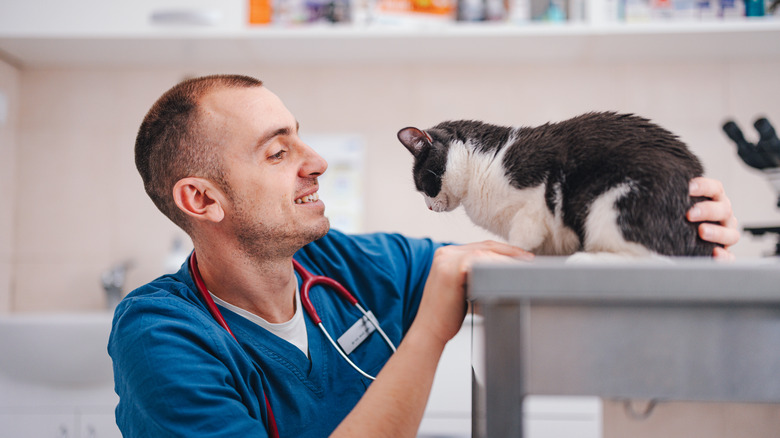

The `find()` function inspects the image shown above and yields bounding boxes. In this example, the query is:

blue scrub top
[109,230,443,437]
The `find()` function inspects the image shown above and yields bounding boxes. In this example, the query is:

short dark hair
[135,74,263,232]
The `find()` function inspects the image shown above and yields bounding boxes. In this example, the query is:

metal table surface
[468,258,780,438]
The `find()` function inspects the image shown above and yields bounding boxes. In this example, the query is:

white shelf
[1,19,779,68]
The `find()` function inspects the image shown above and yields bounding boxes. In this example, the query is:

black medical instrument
[722,118,780,170]
[722,116,780,256]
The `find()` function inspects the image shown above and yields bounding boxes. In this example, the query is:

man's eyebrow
[256,121,300,149]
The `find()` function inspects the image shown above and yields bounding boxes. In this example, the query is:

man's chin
[308,218,330,242]
[296,217,330,247]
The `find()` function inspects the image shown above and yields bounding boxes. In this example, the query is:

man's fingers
[699,222,741,248]
[689,177,725,200]
[468,240,534,260]
[713,246,737,261]
[687,200,734,223]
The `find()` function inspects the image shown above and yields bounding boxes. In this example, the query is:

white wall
[0,59,20,314]
[8,60,780,311]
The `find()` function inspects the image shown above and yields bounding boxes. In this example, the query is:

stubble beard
[232,201,330,261]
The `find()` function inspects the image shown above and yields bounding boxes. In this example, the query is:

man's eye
[270,150,286,160]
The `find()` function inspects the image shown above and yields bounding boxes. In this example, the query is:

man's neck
[193,242,297,324]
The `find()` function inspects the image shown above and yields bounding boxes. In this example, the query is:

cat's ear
[398,127,433,157]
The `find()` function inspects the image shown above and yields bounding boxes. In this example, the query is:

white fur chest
[442,142,550,243]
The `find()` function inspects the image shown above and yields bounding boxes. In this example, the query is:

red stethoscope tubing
[189,252,280,438]
[294,258,357,324]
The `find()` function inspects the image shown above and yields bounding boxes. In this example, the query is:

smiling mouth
[295,191,320,204]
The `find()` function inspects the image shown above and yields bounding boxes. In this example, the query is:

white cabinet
[0,373,120,438]
[0,0,246,35]
[0,412,75,438]
[0,410,121,438]
[79,412,122,438]
[524,397,602,438]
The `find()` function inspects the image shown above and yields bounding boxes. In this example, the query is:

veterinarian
[108,74,740,437]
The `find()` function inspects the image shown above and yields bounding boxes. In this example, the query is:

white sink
[0,312,114,386]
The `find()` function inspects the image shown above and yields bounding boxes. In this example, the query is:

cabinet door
[0,413,76,438]
[524,396,603,438]
[0,0,245,34]
[80,413,122,438]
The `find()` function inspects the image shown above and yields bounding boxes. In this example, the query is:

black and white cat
[397,112,717,257]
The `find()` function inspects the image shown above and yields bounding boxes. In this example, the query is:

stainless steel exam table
[469,258,780,437]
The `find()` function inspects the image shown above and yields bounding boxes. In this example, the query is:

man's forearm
[330,323,446,438]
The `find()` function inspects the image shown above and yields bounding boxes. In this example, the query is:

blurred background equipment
[723,116,780,256]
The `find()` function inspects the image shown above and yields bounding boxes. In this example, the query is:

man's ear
[172,177,226,223]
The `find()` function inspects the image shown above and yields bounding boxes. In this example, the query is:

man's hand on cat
[687,177,740,260]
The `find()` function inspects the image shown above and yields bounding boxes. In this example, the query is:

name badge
[337,312,377,355]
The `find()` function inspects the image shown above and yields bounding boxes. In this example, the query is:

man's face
[200,86,330,258]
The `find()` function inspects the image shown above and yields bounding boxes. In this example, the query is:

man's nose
[300,143,328,177]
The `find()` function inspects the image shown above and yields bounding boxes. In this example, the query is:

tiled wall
[0,59,19,314]
[9,61,780,312]
[14,70,189,311]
